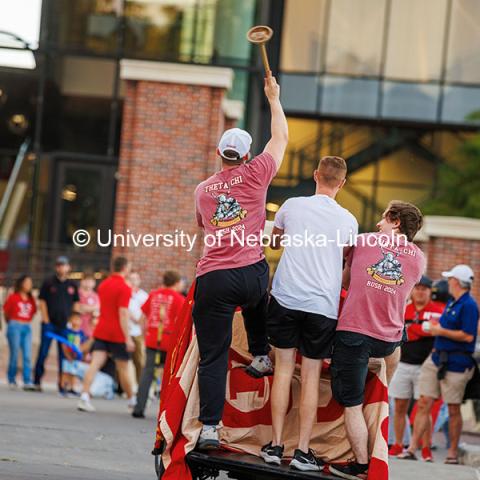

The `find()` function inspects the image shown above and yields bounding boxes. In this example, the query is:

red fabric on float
[155,283,389,480]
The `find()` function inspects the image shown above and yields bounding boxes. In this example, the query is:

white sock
[81,392,90,402]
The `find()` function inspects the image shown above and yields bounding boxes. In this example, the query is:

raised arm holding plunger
[194,25,288,450]
[247,25,288,170]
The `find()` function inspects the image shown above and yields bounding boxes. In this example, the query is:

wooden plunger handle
[260,43,272,77]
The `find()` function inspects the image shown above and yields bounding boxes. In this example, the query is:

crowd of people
[2,74,479,480]
[2,255,185,419]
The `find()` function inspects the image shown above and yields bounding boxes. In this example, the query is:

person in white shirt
[128,272,149,384]
[260,156,358,471]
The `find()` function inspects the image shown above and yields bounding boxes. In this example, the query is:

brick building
[416,216,480,299]
[113,61,237,288]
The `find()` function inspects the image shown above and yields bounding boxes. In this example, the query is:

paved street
[1,382,480,480]
[0,383,155,480]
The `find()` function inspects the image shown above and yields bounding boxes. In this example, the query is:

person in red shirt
[78,257,134,412]
[388,276,444,460]
[4,275,37,389]
[132,270,185,418]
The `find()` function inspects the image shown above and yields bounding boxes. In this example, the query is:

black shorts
[92,338,130,361]
[331,331,401,407]
[266,296,337,360]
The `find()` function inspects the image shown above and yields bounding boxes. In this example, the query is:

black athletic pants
[193,259,271,425]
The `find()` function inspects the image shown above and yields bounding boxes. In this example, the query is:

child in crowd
[78,273,100,338]
[61,311,92,396]
[4,275,37,389]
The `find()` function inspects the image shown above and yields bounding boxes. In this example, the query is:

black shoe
[132,411,145,419]
[329,462,368,480]
[289,449,321,471]
[260,442,284,466]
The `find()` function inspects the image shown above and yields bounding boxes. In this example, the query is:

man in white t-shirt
[260,156,358,472]
[128,272,149,384]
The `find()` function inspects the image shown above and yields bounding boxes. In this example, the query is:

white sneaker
[127,396,137,410]
[197,426,220,450]
[245,355,273,378]
[77,398,96,412]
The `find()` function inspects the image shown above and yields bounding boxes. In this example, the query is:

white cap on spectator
[442,264,474,285]
[218,128,252,160]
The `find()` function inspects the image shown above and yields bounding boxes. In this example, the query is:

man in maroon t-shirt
[194,76,288,449]
[329,201,426,480]
[78,257,134,413]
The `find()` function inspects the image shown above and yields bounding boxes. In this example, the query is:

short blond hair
[316,156,347,188]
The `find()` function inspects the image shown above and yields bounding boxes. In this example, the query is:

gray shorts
[389,361,422,400]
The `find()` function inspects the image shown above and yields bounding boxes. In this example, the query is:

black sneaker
[329,462,368,480]
[260,442,284,466]
[132,411,145,419]
[290,449,321,471]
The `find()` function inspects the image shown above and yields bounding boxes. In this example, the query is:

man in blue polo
[400,264,478,464]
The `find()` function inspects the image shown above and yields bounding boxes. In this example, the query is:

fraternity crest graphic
[210,193,247,227]
[367,250,405,285]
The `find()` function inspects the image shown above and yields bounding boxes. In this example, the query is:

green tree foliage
[422,133,480,218]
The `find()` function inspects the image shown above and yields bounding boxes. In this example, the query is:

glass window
[382,82,440,121]
[0,0,41,68]
[49,0,120,54]
[0,71,37,150]
[0,0,42,48]
[326,0,386,75]
[178,0,217,63]
[446,0,480,83]
[59,166,99,243]
[124,1,185,61]
[212,0,256,67]
[279,74,319,113]
[280,0,328,72]
[42,55,114,154]
[442,86,480,124]
[0,151,33,249]
[321,76,379,117]
[385,0,448,81]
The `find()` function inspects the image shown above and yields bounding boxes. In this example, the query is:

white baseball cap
[218,128,252,160]
[442,264,474,285]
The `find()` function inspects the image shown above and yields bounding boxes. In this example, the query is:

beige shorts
[418,354,474,404]
[389,362,422,400]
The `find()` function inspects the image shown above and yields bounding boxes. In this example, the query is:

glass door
[52,159,115,249]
